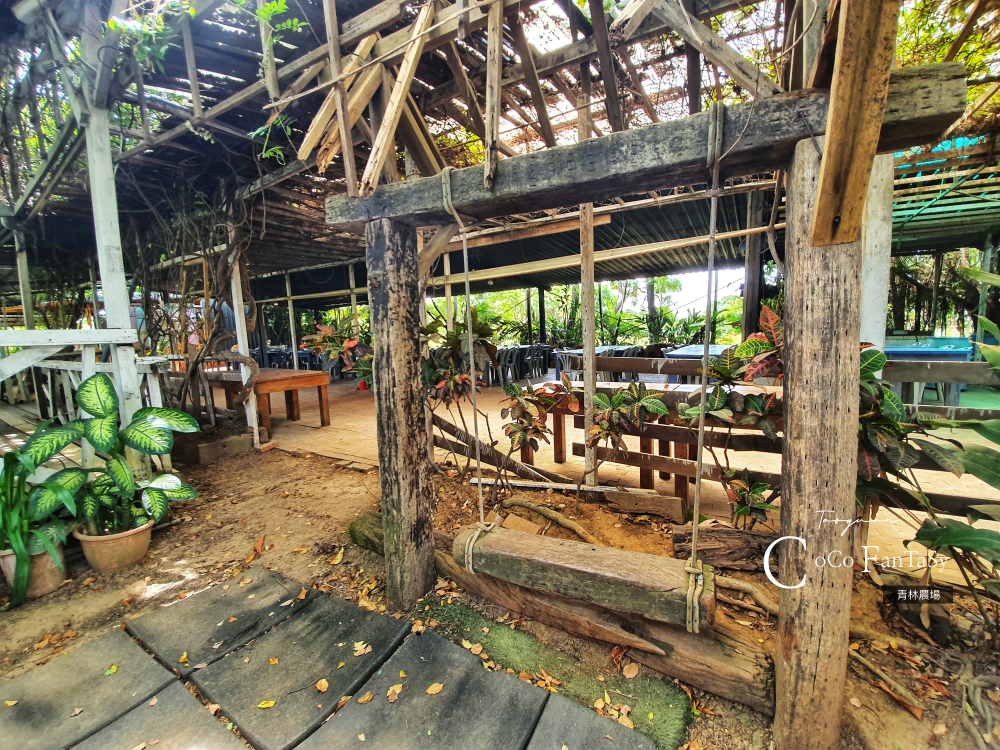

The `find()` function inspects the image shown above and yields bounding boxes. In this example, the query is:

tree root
[716,575,779,617]
[501,498,602,546]
[848,650,923,710]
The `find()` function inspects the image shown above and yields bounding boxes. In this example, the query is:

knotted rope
[441,166,492,574]
[686,101,726,633]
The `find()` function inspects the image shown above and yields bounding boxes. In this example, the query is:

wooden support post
[285,273,298,368]
[587,0,625,132]
[552,411,565,463]
[324,0,359,197]
[510,17,557,147]
[525,288,533,342]
[859,154,893,352]
[443,253,453,331]
[84,107,144,438]
[349,264,359,336]
[484,0,503,189]
[366,218,436,610]
[742,191,764,339]
[638,435,654,489]
[180,14,203,118]
[230,251,260,446]
[976,235,996,360]
[774,137,861,750]
[538,287,546,345]
[929,252,942,336]
[657,415,671,480]
[581,204,597,484]
[14,233,33,331]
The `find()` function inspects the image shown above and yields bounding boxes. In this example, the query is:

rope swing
[441,166,492,574]
[686,101,726,634]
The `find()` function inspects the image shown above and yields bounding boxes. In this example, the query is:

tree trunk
[366,217,436,611]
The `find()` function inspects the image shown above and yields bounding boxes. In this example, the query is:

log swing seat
[451,104,732,636]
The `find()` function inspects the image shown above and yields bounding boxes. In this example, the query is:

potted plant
[70,373,200,573]
[0,421,87,607]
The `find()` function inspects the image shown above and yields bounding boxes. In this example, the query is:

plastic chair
[497,347,520,384]
[555,351,582,381]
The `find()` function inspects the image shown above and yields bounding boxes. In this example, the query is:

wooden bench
[206,367,330,436]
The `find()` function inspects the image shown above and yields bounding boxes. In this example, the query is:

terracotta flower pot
[0,544,65,599]
[73,521,153,574]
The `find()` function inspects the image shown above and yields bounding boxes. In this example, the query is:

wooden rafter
[587,0,626,132]
[510,16,557,147]
[945,0,989,61]
[179,14,204,117]
[443,41,487,138]
[811,0,901,246]
[618,48,659,122]
[359,2,436,196]
[324,0,361,196]
[644,0,781,98]
[484,0,504,189]
[316,65,386,173]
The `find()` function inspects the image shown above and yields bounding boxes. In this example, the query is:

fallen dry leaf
[269,657,279,665]
[358,735,365,742]
[245,552,257,564]
[292,547,308,554]
[425,683,444,695]
[932,723,946,736]
[335,696,351,712]
[149,696,158,706]
[470,644,483,655]
[5,701,17,707]
[63,631,77,639]
[121,597,132,606]
[105,665,118,676]
[178,652,189,664]
[619,715,634,729]
[257,701,276,709]
[317,679,329,693]
[623,663,639,680]
[178,592,189,600]
[71,708,83,717]
[387,684,402,703]
[130,743,146,750]
[850,697,861,708]
[207,703,221,715]
[254,536,265,555]
[81,578,95,587]
[877,681,924,721]
[356,692,374,705]
[297,588,307,600]
[227,617,238,623]
[328,548,344,565]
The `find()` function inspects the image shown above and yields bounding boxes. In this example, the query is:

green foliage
[586,382,668,452]
[725,469,778,529]
[67,374,201,535]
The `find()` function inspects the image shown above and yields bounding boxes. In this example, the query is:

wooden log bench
[205,367,331,436]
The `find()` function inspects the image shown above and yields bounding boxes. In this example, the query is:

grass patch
[413,598,690,750]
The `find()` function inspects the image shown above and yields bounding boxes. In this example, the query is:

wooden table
[206,367,330,437]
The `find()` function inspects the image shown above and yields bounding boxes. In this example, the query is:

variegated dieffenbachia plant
[71,373,200,535]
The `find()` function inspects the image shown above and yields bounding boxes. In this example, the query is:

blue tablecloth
[666,344,729,359]
[884,345,971,362]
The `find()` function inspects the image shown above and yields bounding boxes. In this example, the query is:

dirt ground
[0,447,995,750]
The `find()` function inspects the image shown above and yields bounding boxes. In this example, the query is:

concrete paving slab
[127,566,316,678]
[298,630,549,750]
[0,629,175,750]
[525,692,656,750]
[73,681,245,750]
[191,594,409,750]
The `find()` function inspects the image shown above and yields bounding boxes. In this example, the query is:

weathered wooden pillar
[443,253,453,331]
[683,0,701,114]
[14,233,33,330]
[859,155,893,351]
[229,242,260,446]
[349,264,359,336]
[538,287,546,346]
[741,191,764,339]
[581,205,597,484]
[285,273,298,368]
[929,252,943,336]
[366,218,435,610]
[775,137,861,750]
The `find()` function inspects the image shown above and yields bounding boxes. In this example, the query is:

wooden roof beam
[811,0,901,246]
[587,0,626,132]
[326,64,965,231]
[360,3,436,195]
[510,16,556,147]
